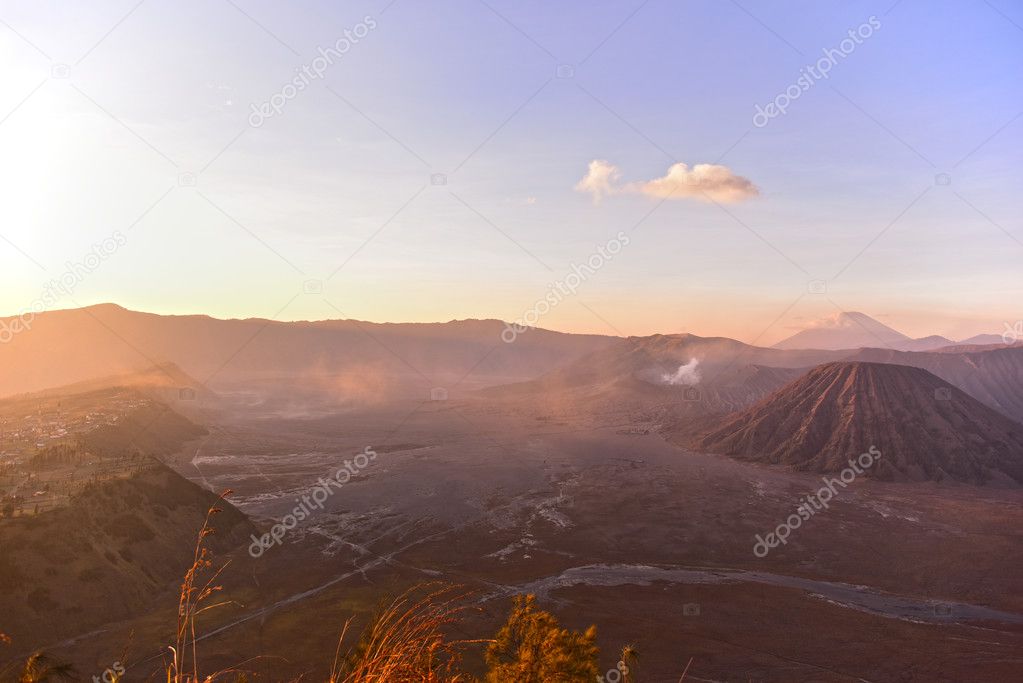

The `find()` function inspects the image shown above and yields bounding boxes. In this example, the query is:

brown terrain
[1,307,1022,681]
[0,460,252,648]
[687,361,1023,484]
[848,345,1023,423]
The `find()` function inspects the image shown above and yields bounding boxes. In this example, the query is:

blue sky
[1,0,1021,343]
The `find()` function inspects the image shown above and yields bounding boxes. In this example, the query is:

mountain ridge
[0,305,617,397]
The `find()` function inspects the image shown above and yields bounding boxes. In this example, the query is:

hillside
[483,334,1023,434]
[847,346,1023,424]
[480,334,846,428]
[688,362,1023,485]
[22,362,211,400]
[486,333,847,392]
[0,461,253,647]
[0,305,615,397]
[76,402,207,459]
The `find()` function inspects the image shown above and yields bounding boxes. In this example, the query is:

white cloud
[575,160,759,203]
[573,159,621,203]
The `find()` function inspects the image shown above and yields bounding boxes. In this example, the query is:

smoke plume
[662,358,701,386]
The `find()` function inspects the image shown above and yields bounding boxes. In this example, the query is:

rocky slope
[688,362,1023,485]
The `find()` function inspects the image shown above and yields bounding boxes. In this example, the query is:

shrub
[485,594,599,682]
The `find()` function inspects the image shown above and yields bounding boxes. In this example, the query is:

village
[0,388,153,519]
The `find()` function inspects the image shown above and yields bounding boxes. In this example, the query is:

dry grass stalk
[166,490,235,683]
[330,585,484,683]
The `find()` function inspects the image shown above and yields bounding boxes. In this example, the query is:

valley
[19,392,1018,682]
[1,308,1021,682]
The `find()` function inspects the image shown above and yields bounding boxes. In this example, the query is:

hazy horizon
[0,300,1010,348]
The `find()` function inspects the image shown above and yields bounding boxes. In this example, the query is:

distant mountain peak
[775,312,912,351]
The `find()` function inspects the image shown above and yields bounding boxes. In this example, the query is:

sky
[1,0,1021,345]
